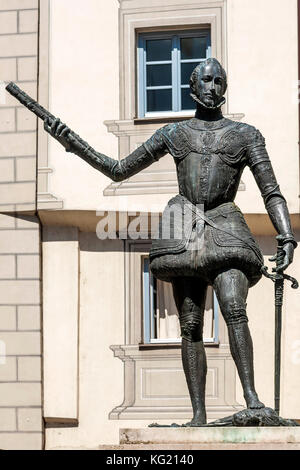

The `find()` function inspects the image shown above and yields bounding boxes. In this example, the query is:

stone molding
[38,210,300,236]
[36,0,63,210]
[109,344,243,421]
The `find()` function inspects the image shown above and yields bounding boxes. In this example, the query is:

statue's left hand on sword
[269,240,294,273]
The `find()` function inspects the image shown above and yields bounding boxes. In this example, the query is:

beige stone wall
[0,0,38,212]
[40,0,300,450]
[229,0,299,214]
[0,0,42,450]
[47,0,120,211]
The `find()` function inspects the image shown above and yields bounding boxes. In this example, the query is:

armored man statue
[44,58,297,425]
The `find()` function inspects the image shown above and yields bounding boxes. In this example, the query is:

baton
[5,82,89,154]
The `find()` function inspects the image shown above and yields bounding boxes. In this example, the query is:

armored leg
[172,277,208,425]
[213,268,264,409]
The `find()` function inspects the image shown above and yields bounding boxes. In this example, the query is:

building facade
[0,0,299,449]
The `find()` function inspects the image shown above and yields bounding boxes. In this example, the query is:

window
[143,257,219,344]
[137,30,211,118]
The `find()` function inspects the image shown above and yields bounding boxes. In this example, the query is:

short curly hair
[189,58,227,97]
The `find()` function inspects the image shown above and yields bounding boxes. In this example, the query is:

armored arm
[45,119,168,183]
[5,81,169,182]
[66,131,162,182]
[247,130,297,269]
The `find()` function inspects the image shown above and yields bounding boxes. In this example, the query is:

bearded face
[190,59,227,109]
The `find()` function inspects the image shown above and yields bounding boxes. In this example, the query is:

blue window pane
[146,39,172,62]
[181,37,207,60]
[181,88,195,110]
[181,61,199,84]
[147,89,172,112]
[147,64,172,87]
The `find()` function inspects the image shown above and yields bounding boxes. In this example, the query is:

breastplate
[171,119,247,206]
[180,118,249,167]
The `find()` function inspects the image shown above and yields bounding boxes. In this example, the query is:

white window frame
[137,30,211,118]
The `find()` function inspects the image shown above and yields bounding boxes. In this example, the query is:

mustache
[203,92,217,99]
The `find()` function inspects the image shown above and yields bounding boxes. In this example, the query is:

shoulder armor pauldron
[216,123,262,167]
[161,122,191,160]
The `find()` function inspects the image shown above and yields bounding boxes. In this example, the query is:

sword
[261,235,298,415]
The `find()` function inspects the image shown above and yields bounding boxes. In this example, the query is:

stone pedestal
[117,427,300,450]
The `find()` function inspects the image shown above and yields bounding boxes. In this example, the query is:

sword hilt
[261,266,298,289]
[261,234,298,289]
[282,273,299,289]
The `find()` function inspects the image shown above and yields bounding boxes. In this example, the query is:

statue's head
[189,58,227,109]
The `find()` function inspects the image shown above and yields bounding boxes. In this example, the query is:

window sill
[139,341,220,350]
[134,115,195,125]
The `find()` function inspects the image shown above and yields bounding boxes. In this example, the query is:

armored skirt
[149,195,264,287]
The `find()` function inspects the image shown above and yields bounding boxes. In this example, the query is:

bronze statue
[6,58,298,426]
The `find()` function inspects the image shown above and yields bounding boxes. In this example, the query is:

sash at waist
[149,195,263,264]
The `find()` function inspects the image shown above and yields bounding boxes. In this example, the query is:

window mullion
[207,32,211,58]
[146,60,172,65]
[149,270,155,340]
[177,35,181,112]
[213,291,219,343]
[143,43,147,117]
[138,36,146,118]
[146,86,173,90]
[143,258,151,343]
[172,35,179,112]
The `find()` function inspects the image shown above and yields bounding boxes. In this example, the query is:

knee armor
[180,298,204,342]
[223,301,248,326]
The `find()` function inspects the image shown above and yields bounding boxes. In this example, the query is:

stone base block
[119,427,300,450]
[100,443,300,450]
